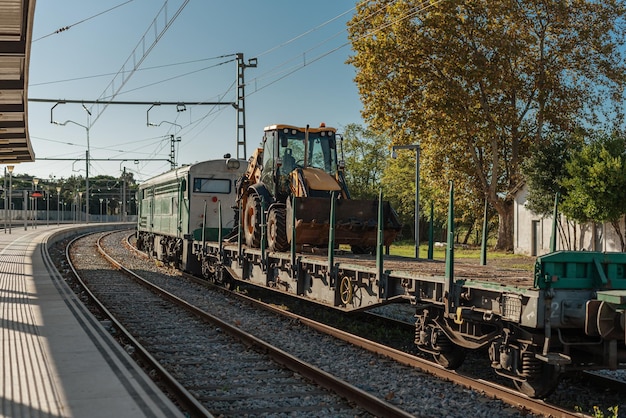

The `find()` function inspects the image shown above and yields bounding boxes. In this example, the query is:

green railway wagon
[137,157,246,273]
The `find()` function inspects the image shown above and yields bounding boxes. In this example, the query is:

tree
[341,123,390,200]
[347,0,626,250]
[521,131,583,249]
[561,131,626,250]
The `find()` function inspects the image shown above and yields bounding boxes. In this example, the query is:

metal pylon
[236,53,257,160]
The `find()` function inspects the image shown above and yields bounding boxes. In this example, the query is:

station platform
[0,223,184,418]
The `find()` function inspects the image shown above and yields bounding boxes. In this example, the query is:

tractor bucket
[286,196,401,247]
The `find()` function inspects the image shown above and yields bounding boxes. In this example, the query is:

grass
[339,240,536,270]
[387,241,525,259]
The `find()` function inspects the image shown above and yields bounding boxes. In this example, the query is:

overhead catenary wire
[130,2,435,158]
[246,0,444,96]
[30,55,238,87]
[33,0,135,42]
[103,58,236,99]
[88,0,191,127]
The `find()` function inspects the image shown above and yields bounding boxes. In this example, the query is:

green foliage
[522,131,583,216]
[341,123,391,200]
[561,131,626,249]
[381,152,417,231]
[575,405,619,418]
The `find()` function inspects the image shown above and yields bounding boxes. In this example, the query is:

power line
[29,99,236,107]
[30,55,238,87]
[33,3,435,177]
[253,6,357,59]
[87,0,191,127]
[246,1,443,96]
[33,0,135,42]
[105,58,236,98]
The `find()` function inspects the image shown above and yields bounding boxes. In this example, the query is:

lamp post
[78,191,83,223]
[7,165,13,234]
[45,187,49,226]
[33,178,39,229]
[56,186,61,226]
[52,102,91,224]
[99,198,103,222]
[121,167,127,222]
[392,144,420,259]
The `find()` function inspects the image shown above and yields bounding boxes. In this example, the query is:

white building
[513,183,623,256]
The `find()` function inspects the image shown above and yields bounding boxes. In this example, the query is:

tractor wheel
[267,207,289,252]
[243,194,262,248]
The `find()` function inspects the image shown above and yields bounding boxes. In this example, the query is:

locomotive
[137,128,626,399]
[136,157,246,274]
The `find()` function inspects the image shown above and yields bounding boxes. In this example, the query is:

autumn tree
[347,0,626,250]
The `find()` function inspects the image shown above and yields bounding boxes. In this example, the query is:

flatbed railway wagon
[192,189,626,399]
[136,157,246,274]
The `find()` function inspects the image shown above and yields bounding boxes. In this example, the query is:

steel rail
[195,268,589,418]
[64,231,212,418]
[114,232,415,418]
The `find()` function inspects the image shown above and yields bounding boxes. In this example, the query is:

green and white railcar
[137,157,245,273]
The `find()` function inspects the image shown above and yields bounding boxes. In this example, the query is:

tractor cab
[238,123,400,252]
[261,123,344,201]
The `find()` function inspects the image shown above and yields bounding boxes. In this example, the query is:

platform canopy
[0,0,36,164]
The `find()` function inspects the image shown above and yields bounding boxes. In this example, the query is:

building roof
[0,0,36,164]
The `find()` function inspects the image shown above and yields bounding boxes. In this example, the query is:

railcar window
[193,178,231,194]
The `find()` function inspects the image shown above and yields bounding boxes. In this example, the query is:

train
[137,132,626,399]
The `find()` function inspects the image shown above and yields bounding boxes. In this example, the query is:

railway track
[177,264,597,418]
[56,229,625,417]
[65,230,409,417]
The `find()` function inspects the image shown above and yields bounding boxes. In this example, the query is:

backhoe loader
[236,123,401,252]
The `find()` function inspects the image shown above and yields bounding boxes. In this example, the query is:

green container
[534,251,626,290]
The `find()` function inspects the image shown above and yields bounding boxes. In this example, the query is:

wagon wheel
[201,258,215,281]
[339,276,355,305]
[513,352,561,398]
[432,329,466,370]
[433,347,466,370]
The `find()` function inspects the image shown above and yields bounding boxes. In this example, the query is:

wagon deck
[330,253,535,287]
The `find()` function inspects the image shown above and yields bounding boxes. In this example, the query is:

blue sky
[24,0,363,183]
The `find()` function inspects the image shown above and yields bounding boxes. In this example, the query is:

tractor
[237,123,401,253]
